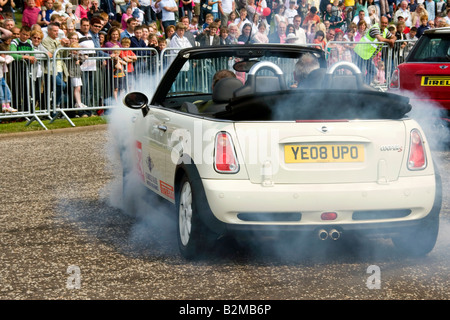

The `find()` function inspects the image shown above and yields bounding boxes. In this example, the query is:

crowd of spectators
[0,0,449,117]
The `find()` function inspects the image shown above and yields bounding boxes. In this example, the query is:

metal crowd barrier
[0,40,417,128]
[51,47,159,126]
[0,50,51,129]
[325,39,417,91]
[0,47,159,129]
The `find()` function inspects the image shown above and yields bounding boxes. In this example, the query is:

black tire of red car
[176,174,216,259]
[391,164,442,257]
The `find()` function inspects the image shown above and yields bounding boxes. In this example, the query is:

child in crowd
[38,0,54,27]
[0,43,16,113]
[67,42,88,108]
[148,33,159,48]
[417,15,429,38]
[313,30,326,50]
[189,16,199,35]
[252,23,269,43]
[22,0,41,28]
[227,10,237,25]
[121,6,133,30]
[202,13,214,31]
[51,1,69,20]
[111,46,127,101]
[164,25,176,45]
[157,36,167,53]
[406,26,418,53]
[219,26,231,44]
[375,60,386,84]
[119,37,137,89]
[131,0,145,25]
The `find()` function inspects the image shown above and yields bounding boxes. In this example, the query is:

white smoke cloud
[102,72,179,257]
[404,91,450,152]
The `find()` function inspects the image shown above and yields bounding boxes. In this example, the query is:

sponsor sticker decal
[160,181,174,200]
[421,76,450,86]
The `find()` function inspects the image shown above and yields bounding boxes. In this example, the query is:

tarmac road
[1,124,450,301]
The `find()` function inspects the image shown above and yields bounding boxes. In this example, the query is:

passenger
[195,69,237,112]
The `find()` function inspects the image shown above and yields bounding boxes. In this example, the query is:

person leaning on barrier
[10,26,37,113]
[353,16,396,85]
[30,29,50,111]
[10,26,36,64]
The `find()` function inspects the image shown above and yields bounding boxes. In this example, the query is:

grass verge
[0,116,108,134]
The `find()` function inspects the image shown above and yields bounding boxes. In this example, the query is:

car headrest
[212,77,244,103]
[254,76,282,92]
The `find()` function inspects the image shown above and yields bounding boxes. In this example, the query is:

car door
[137,107,171,198]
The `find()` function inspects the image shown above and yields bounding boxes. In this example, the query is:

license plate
[421,76,450,86]
[284,144,365,163]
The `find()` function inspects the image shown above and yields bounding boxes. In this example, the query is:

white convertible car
[122,45,442,259]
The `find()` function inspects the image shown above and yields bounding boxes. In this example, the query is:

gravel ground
[1,124,450,301]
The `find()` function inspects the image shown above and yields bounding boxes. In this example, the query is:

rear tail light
[214,132,239,173]
[407,129,427,170]
[389,69,399,89]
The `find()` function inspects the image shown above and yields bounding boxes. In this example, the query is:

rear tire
[391,214,439,257]
[392,167,442,257]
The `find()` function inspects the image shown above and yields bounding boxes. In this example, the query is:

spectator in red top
[22,0,41,27]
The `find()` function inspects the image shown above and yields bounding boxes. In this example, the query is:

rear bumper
[200,175,437,235]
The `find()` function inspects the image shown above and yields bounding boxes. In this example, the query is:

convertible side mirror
[123,92,150,117]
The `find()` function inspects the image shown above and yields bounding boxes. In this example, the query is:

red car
[389,27,450,123]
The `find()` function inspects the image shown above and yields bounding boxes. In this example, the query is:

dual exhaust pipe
[318,228,341,241]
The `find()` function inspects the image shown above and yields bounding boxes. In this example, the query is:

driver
[293,53,326,89]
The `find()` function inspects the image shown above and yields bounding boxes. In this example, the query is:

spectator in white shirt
[394,1,412,27]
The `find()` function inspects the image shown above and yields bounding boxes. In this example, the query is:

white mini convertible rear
[122,45,442,259]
